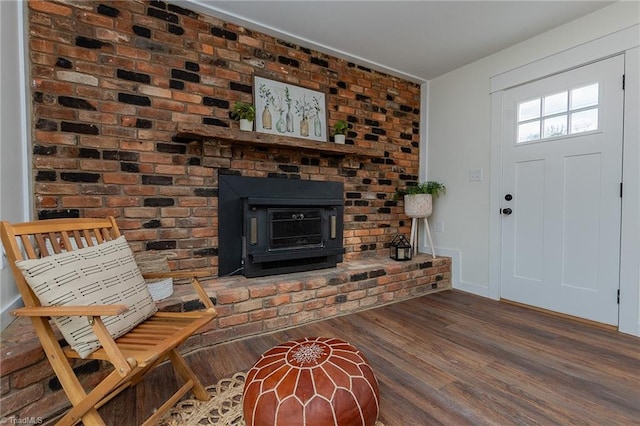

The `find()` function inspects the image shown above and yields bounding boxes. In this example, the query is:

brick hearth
[161,255,451,344]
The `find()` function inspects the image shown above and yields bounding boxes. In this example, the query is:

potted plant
[396,181,446,259]
[332,120,349,144]
[232,101,256,131]
[396,181,446,218]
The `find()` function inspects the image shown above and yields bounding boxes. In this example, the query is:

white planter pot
[334,134,346,144]
[404,194,433,218]
[239,119,253,131]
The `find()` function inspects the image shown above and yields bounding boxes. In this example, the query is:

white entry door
[500,55,624,325]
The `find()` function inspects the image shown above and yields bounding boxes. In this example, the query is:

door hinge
[617,289,620,304]
[620,182,623,198]
[622,74,625,90]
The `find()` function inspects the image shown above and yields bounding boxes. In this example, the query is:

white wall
[0,1,30,330]
[426,2,640,334]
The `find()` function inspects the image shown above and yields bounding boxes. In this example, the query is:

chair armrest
[88,316,136,377]
[12,305,129,317]
[188,276,216,310]
[142,270,210,280]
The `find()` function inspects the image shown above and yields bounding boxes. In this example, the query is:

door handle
[501,208,513,215]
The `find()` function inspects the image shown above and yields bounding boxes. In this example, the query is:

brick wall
[27,0,422,274]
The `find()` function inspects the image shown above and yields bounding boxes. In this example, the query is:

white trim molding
[0,0,31,330]
[619,46,640,336]
[491,25,640,93]
[434,247,490,297]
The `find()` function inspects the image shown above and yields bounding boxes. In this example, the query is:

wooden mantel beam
[175,124,385,158]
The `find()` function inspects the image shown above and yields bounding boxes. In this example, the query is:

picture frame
[254,75,327,142]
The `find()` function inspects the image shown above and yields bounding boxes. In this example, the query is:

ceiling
[184,1,614,82]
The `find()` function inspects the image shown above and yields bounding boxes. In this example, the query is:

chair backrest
[0,217,121,308]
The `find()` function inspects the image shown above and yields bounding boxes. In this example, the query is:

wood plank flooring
[100,290,640,425]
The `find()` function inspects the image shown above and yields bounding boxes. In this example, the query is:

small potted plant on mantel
[332,120,349,144]
[232,101,256,131]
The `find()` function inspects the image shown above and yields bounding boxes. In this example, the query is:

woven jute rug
[159,371,384,426]
[160,372,245,425]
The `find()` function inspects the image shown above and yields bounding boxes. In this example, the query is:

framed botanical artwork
[254,75,327,142]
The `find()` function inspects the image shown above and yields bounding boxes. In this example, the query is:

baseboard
[453,280,491,298]
[1,296,23,331]
[428,247,492,299]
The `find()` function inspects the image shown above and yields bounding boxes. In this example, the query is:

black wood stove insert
[218,175,344,278]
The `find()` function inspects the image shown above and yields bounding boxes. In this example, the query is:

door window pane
[571,109,598,133]
[543,115,567,138]
[518,99,540,121]
[544,92,567,115]
[515,82,599,143]
[518,121,540,142]
[571,83,598,109]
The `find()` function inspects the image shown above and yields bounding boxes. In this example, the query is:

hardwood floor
[100,290,640,425]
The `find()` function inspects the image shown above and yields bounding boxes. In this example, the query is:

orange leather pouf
[243,337,380,426]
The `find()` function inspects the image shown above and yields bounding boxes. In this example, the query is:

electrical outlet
[434,221,444,232]
[469,168,483,182]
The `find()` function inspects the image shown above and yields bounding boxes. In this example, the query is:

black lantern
[390,234,412,261]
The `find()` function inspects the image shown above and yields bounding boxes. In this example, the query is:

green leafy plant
[295,96,311,118]
[258,84,274,106]
[231,101,256,121]
[285,87,292,109]
[395,181,446,199]
[332,120,349,135]
[312,96,322,118]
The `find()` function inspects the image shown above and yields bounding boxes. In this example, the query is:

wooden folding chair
[0,217,217,425]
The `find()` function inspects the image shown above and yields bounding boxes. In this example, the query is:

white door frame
[489,25,640,336]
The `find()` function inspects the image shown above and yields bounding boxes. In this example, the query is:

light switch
[469,168,483,182]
